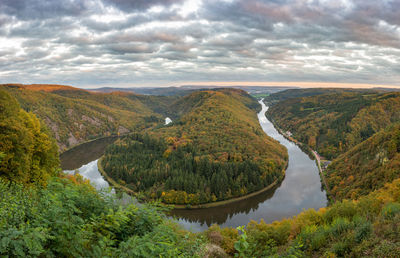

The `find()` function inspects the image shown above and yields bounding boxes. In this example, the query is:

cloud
[0,0,399,87]
[103,0,185,11]
[0,0,90,20]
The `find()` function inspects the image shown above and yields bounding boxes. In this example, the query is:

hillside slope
[325,124,400,201]
[102,89,288,205]
[266,89,400,202]
[267,90,400,159]
[264,88,377,105]
[1,84,165,151]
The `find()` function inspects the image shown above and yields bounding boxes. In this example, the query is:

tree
[0,89,59,186]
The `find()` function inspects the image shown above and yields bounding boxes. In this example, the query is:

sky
[0,0,400,88]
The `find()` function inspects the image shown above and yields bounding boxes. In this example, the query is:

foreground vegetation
[0,89,59,186]
[0,176,207,257]
[207,178,400,257]
[102,89,288,205]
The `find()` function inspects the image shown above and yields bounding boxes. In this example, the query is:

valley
[59,99,327,232]
[1,85,400,257]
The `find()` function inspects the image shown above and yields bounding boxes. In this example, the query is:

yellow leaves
[0,90,59,187]
[163,149,172,158]
[166,137,177,145]
[161,190,200,205]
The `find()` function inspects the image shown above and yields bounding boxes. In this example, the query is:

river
[61,101,327,231]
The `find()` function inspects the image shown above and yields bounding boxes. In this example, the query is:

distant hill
[89,85,295,96]
[90,86,195,96]
[264,88,380,105]
[102,88,288,205]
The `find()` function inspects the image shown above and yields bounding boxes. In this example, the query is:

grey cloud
[102,0,184,11]
[200,0,400,49]
[0,0,89,20]
[107,43,158,54]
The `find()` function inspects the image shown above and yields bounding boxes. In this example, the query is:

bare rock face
[81,115,101,126]
[59,143,67,152]
[67,132,79,147]
[118,126,130,134]
[67,108,74,117]
[44,117,60,141]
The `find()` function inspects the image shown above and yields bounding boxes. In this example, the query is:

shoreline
[59,135,120,155]
[97,157,136,196]
[264,106,332,200]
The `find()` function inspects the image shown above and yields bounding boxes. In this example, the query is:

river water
[61,103,327,231]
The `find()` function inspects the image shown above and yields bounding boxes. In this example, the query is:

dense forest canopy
[264,88,379,105]
[102,89,288,205]
[325,124,400,201]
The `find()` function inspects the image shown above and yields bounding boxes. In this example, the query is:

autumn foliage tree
[0,89,59,186]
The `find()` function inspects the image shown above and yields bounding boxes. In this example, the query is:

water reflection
[63,159,111,191]
[60,136,117,170]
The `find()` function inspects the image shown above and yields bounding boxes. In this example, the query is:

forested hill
[266,89,400,203]
[267,90,400,159]
[102,89,288,205]
[264,88,378,105]
[325,124,400,201]
[0,84,170,151]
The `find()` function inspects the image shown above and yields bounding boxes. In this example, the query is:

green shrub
[329,217,352,236]
[382,203,400,219]
[0,177,204,257]
[353,218,372,243]
[323,200,358,223]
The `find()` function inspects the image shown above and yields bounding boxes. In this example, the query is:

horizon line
[81,81,400,89]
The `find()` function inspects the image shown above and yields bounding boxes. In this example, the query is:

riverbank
[98,156,283,209]
[97,157,136,196]
[264,111,333,200]
[60,135,119,155]
[311,150,334,202]
[172,178,281,209]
